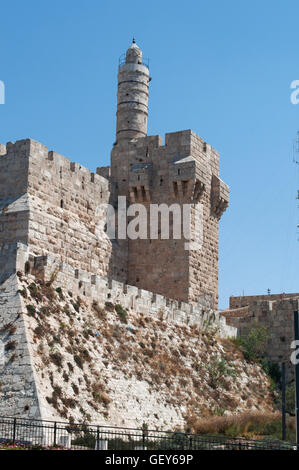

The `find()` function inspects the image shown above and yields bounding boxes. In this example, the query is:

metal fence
[0,416,296,450]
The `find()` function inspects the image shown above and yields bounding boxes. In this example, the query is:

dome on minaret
[125,38,142,64]
[116,39,150,141]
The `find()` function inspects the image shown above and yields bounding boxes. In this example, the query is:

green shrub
[26,305,36,316]
[19,288,27,299]
[115,304,128,324]
[276,382,296,416]
[206,357,236,389]
[260,359,281,388]
[71,428,96,449]
[28,283,43,302]
[233,323,269,362]
[56,287,64,300]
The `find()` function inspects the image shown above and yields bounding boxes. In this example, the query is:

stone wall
[222,294,299,381]
[0,141,30,249]
[18,243,237,339]
[0,242,236,420]
[230,293,299,309]
[0,244,42,419]
[0,139,128,282]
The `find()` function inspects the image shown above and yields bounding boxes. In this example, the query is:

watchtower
[110,40,229,308]
[116,39,150,142]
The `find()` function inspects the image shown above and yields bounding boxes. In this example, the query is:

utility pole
[293,132,299,240]
[281,362,286,440]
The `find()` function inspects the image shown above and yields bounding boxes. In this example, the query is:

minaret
[116,39,150,142]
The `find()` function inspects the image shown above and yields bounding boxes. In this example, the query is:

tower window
[60,200,64,208]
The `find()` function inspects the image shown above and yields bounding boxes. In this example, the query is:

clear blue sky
[0,0,298,309]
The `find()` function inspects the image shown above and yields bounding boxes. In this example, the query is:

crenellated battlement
[0,122,229,307]
[0,138,110,192]
[0,138,114,280]
[14,243,236,338]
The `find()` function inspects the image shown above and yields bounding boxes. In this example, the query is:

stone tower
[110,40,229,309]
[116,39,150,141]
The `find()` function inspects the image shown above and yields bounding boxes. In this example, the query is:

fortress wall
[0,244,42,419]
[0,141,30,248]
[230,293,299,309]
[220,305,251,319]
[0,132,228,311]
[0,140,30,198]
[20,244,237,339]
[188,188,219,307]
[223,298,299,381]
[0,139,129,281]
[0,243,18,283]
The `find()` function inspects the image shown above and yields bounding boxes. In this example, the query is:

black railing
[0,416,296,450]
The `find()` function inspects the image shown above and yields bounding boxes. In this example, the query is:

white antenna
[293,131,299,164]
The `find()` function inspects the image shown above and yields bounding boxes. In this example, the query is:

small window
[60,200,64,209]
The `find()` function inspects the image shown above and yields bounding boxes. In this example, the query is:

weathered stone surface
[0,271,42,419]
[221,294,299,381]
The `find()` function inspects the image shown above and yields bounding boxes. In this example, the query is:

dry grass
[186,411,281,436]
